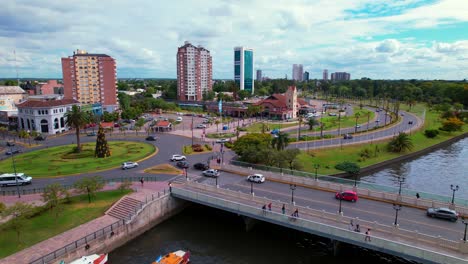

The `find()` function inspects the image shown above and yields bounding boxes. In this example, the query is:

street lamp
[250,181,254,195]
[450,185,459,204]
[314,164,320,181]
[290,184,296,204]
[397,176,404,196]
[185,168,188,181]
[338,193,343,214]
[462,218,468,242]
[215,176,218,187]
[353,173,358,187]
[393,204,402,226]
[191,114,194,146]
[10,147,21,198]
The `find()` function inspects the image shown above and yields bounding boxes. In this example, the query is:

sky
[0,0,467,80]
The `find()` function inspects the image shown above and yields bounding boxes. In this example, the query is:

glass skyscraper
[234,47,254,94]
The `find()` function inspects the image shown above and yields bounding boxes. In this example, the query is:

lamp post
[10,147,21,198]
[250,181,254,195]
[191,114,194,146]
[290,184,296,204]
[185,168,188,181]
[397,176,404,196]
[338,193,343,214]
[462,218,468,242]
[215,176,218,188]
[450,184,459,204]
[393,204,402,226]
[353,173,358,187]
[314,164,320,181]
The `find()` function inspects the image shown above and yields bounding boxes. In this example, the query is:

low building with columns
[16,98,80,134]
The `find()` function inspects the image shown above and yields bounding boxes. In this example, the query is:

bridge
[170,172,468,264]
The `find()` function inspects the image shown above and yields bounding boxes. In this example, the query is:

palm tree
[215,120,221,132]
[297,116,303,140]
[388,132,413,153]
[308,118,319,131]
[272,132,289,151]
[65,105,88,153]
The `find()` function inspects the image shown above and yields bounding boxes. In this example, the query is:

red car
[335,190,358,202]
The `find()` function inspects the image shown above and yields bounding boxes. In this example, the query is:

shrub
[359,148,372,160]
[192,144,202,149]
[424,129,439,138]
[183,145,193,154]
[204,144,212,151]
[224,142,234,148]
[193,146,204,152]
[237,127,247,131]
[118,180,133,192]
[0,202,5,213]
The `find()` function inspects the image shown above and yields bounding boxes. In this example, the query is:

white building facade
[16,98,80,135]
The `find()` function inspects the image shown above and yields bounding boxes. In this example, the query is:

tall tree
[95,125,111,158]
[74,176,105,203]
[42,183,69,223]
[308,118,319,131]
[387,132,414,153]
[1,202,33,244]
[65,105,89,153]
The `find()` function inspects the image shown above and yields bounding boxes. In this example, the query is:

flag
[218,99,222,113]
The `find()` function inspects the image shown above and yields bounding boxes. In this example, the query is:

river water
[110,137,467,263]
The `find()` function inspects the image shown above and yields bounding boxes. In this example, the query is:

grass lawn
[245,121,298,133]
[206,133,235,138]
[319,108,375,131]
[297,104,466,175]
[0,189,130,258]
[0,141,156,178]
[145,164,182,175]
[183,144,213,155]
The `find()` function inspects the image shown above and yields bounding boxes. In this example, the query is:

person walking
[365,229,371,242]
[354,224,361,233]
[262,204,267,215]
[416,193,420,199]
[293,208,299,217]
[140,177,144,186]
[268,203,272,211]
[282,204,286,214]
[349,220,354,231]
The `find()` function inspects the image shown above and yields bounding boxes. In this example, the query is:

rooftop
[0,86,26,94]
[17,98,80,108]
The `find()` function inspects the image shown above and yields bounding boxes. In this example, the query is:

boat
[67,253,108,264]
[153,250,190,264]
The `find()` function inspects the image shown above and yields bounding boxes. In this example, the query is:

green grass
[297,104,466,175]
[182,144,212,155]
[145,164,182,175]
[245,121,298,133]
[0,141,155,178]
[206,133,235,139]
[0,190,130,258]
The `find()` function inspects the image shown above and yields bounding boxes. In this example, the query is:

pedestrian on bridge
[282,204,286,214]
[262,204,267,215]
[349,220,354,231]
[140,177,144,186]
[268,203,272,211]
[365,229,371,242]
[354,224,361,233]
[416,193,420,199]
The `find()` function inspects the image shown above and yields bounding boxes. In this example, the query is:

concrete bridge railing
[220,163,468,216]
[173,182,468,264]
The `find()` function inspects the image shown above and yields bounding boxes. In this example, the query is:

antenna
[14,49,20,86]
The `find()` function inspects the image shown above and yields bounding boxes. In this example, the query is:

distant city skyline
[1,0,467,80]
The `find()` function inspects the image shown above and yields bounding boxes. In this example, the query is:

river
[109,137,467,263]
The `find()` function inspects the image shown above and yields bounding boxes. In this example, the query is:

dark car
[427,207,459,222]
[34,135,47,141]
[5,149,21,155]
[193,163,209,170]
[6,142,15,147]
[176,161,190,169]
[343,134,353,139]
[87,132,97,136]
[335,190,358,202]
[145,136,158,141]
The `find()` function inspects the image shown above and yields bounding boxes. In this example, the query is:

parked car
[335,190,358,202]
[202,119,211,124]
[193,163,209,170]
[6,142,15,147]
[145,136,158,141]
[176,117,183,122]
[203,169,220,177]
[408,121,414,125]
[171,154,186,161]
[87,132,97,136]
[247,174,265,183]
[5,149,21,155]
[355,124,361,128]
[34,135,47,141]
[196,124,207,129]
[343,134,353,139]
[121,161,138,170]
[216,138,229,143]
[426,207,459,222]
[270,129,280,135]
[176,161,190,169]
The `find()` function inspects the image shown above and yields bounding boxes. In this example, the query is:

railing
[229,160,468,208]
[175,182,465,256]
[1,176,161,196]
[28,189,170,264]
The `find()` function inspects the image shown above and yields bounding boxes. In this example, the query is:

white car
[196,124,207,129]
[176,117,183,122]
[202,169,220,177]
[171,154,186,161]
[216,138,229,143]
[121,162,138,170]
[247,174,265,183]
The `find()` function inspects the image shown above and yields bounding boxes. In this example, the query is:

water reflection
[361,137,468,199]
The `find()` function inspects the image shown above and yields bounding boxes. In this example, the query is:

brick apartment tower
[61,49,118,112]
[177,41,213,101]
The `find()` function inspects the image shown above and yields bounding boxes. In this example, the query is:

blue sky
[0,0,467,80]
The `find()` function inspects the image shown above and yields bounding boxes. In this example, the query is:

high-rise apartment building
[331,72,351,82]
[256,69,262,82]
[62,50,118,112]
[292,64,303,81]
[323,69,328,81]
[177,41,213,101]
[303,71,309,82]
[234,47,254,94]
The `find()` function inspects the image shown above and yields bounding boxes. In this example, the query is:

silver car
[202,169,220,177]
[427,207,459,222]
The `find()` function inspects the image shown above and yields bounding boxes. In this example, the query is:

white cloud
[0,0,466,80]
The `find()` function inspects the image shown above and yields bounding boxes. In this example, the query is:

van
[0,173,32,186]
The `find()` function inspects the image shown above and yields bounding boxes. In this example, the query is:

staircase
[106,197,143,220]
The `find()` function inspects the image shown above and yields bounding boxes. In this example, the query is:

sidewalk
[0,181,169,264]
